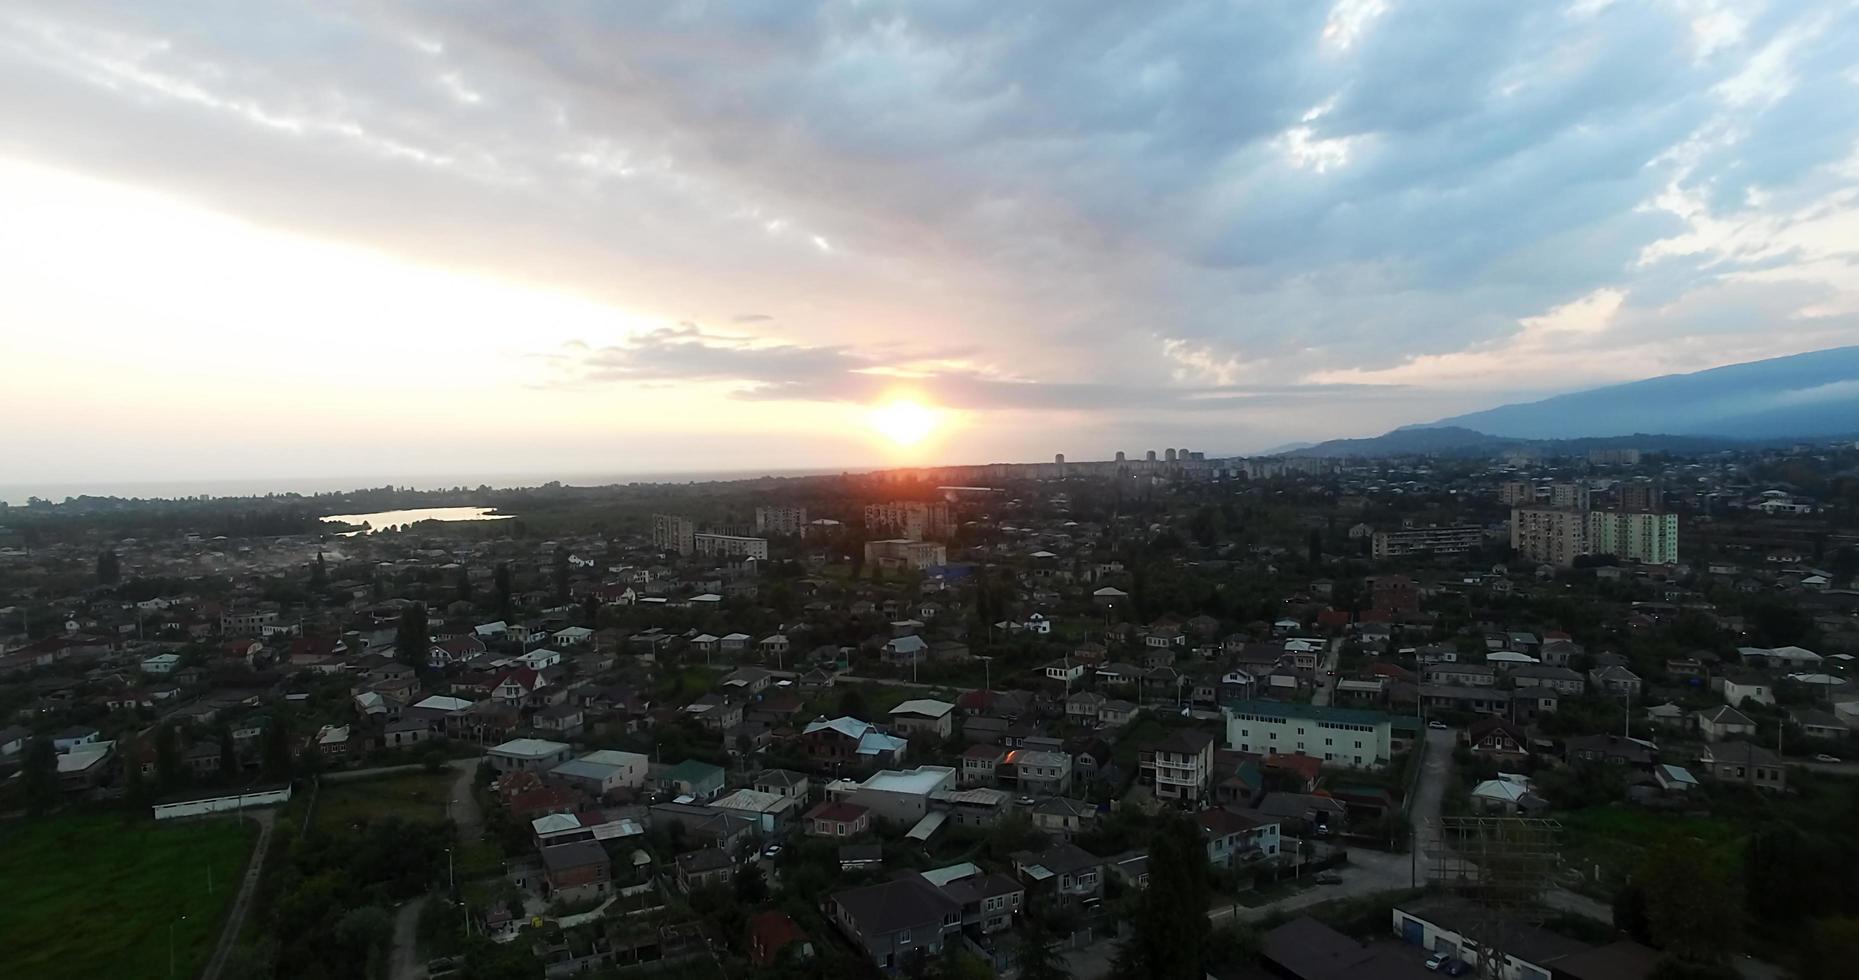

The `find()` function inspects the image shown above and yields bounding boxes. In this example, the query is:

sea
[0,467,868,507]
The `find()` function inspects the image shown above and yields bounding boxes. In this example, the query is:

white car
[1814,754,1842,764]
[1428,720,1449,730]
[1426,953,1447,971]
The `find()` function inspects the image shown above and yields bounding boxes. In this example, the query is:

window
[1325,737,1333,746]
[899,930,912,945]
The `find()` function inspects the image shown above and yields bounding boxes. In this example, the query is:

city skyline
[5,2,1859,483]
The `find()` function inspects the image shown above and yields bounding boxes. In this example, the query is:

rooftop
[490,737,571,759]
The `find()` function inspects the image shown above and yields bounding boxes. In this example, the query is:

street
[388,758,483,980]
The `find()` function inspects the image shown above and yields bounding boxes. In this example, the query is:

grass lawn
[1555,805,1739,895]
[0,811,258,980]
[314,770,460,831]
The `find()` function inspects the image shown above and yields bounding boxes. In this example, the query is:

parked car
[762,843,784,859]
[1425,954,1447,971]
[1428,720,1449,730]
[1314,871,1343,885]
[1442,959,1471,977]
[1814,754,1842,763]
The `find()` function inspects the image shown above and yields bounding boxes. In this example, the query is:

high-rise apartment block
[864,501,952,541]
[1586,511,1678,565]
[1617,482,1664,514]
[1498,481,1535,506]
[652,514,696,554]
[755,505,809,536]
[1511,508,1589,567]
[693,533,770,561]
[1547,482,1590,511]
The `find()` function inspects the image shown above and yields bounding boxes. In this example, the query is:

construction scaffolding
[1426,816,1563,979]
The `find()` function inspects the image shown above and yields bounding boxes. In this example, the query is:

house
[711,788,799,833]
[533,702,585,738]
[1011,842,1104,903]
[674,848,736,894]
[1065,691,1107,724]
[1697,741,1788,791]
[1507,664,1586,696]
[1139,728,1216,801]
[141,653,182,675]
[490,667,548,707]
[662,759,727,800]
[1012,749,1072,796]
[838,766,957,824]
[1098,699,1140,728]
[720,666,774,696]
[747,910,812,968]
[1043,658,1085,686]
[1653,764,1699,793]
[549,750,648,796]
[487,737,572,774]
[541,841,612,903]
[799,717,908,770]
[961,744,1008,787]
[1425,664,1497,688]
[1031,797,1098,839]
[1695,705,1757,742]
[889,700,956,740]
[1565,734,1657,771]
[921,864,1024,938]
[751,768,811,801]
[1197,807,1282,869]
[382,716,432,749]
[1738,645,1823,670]
[825,877,961,972]
[1589,665,1643,698]
[684,692,744,732]
[53,725,100,753]
[57,741,117,791]
[883,634,929,666]
[1791,708,1849,741]
[551,626,593,647]
[1714,674,1775,707]
[804,800,872,838]
[1464,718,1530,761]
[1470,776,1546,815]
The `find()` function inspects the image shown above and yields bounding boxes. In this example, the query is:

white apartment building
[864,501,952,541]
[1222,701,1395,770]
[865,539,948,571]
[1586,510,1678,565]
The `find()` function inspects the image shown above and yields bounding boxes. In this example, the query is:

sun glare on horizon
[866,398,941,447]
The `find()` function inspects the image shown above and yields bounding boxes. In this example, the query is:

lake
[319,506,512,533]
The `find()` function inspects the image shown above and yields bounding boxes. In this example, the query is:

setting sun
[866,398,941,446]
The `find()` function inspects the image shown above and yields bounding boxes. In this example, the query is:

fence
[152,785,293,820]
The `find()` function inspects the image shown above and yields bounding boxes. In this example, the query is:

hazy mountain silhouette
[1423,346,1859,439]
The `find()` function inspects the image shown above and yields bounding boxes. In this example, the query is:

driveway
[387,758,483,980]
[200,809,277,980]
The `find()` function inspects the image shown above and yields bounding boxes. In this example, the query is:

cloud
[2,0,1858,460]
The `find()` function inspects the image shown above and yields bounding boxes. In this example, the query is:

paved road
[1209,726,1456,923]
[1310,639,1344,708]
[388,758,482,980]
[200,809,277,980]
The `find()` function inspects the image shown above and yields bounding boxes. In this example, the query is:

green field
[1556,806,1739,894]
[0,811,258,980]
[314,770,459,831]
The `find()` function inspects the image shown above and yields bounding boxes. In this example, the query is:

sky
[4,0,1859,489]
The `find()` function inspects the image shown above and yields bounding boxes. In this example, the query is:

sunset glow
[865,399,941,447]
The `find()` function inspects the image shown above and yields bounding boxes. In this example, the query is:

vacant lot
[314,769,458,830]
[1556,805,1738,894]
[0,811,257,980]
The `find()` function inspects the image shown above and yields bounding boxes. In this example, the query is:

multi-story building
[864,539,948,571]
[864,501,952,541]
[1547,482,1591,511]
[1371,524,1483,559]
[1617,481,1663,513]
[754,505,808,536]
[1222,700,1395,770]
[1139,729,1215,802]
[1497,481,1535,506]
[1586,510,1678,565]
[691,532,769,560]
[1511,508,1587,567]
[652,514,696,554]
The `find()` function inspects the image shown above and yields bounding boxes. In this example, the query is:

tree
[123,740,150,815]
[1802,917,1859,980]
[734,862,768,904]
[494,563,513,622]
[1636,838,1740,965]
[1114,813,1210,980]
[1016,901,1071,980]
[262,710,293,781]
[309,551,327,590]
[455,564,472,604]
[155,722,182,791]
[97,548,122,585]
[838,686,869,721]
[218,723,239,779]
[553,549,571,605]
[20,737,58,815]
[395,603,430,669]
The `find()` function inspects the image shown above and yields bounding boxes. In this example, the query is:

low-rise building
[1222,701,1395,770]
[488,737,573,774]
